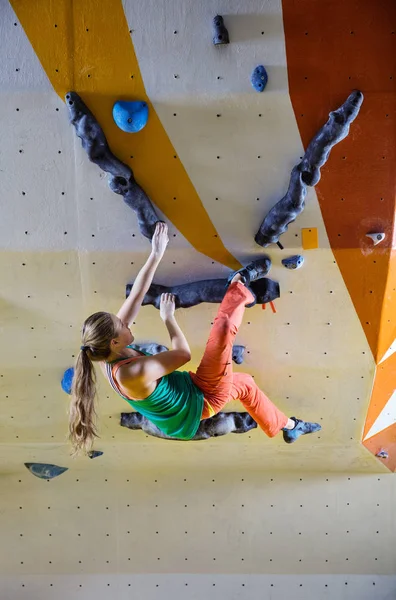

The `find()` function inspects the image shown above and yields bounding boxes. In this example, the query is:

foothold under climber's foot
[127,274,280,309]
[366,232,385,246]
[226,257,272,289]
[282,255,304,270]
[251,65,268,92]
[112,100,149,133]
[282,417,321,444]
[212,15,229,45]
[24,463,68,480]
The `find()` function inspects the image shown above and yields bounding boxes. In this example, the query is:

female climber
[69,222,321,455]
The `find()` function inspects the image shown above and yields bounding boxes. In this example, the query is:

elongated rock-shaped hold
[255,164,306,247]
[126,277,280,309]
[120,411,257,440]
[24,463,68,480]
[65,91,160,240]
[255,90,363,247]
[300,90,364,186]
[212,15,229,45]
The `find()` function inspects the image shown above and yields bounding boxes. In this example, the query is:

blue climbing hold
[112,100,149,133]
[281,255,304,270]
[251,65,268,92]
[61,367,74,395]
[24,463,68,480]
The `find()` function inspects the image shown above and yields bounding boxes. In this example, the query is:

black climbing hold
[255,164,307,247]
[213,15,229,45]
[255,90,364,247]
[65,91,160,240]
[126,276,280,309]
[300,90,364,187]
[120,411,257,440]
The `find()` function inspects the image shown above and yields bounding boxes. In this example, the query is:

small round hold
[282,255,304,270]
[251,65,268,92]
[366,232,385,246]
[61,367,74,395]
[112,100,149,133]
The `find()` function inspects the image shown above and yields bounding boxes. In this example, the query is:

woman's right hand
[160,293,176,321]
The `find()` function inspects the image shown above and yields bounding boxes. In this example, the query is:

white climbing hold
[366,232,385,245]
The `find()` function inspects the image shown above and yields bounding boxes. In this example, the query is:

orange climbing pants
[189,281,289,437]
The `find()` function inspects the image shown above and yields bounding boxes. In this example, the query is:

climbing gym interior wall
[1,0,396,598]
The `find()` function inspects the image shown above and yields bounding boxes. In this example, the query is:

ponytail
[68,349,99,457]
[68,311,122,457]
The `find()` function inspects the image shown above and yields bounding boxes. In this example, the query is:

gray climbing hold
[88,450,104,459]
[300,90,364,186]
[255,90,364,247]
[135,342,245,364]
[24,463,68,480]
[255,163,306,247]
[251,65,268,92]
[65,91,160,240]
[112,100,149,133]
[212,15,229,45]
[126,276,280,309]
[135,342,169,355]
[121,411,257,440]
[232,345,246,364]
[282,255,304,270]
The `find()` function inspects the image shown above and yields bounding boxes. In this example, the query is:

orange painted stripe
[10,0,241,271]
[281,0,396,363]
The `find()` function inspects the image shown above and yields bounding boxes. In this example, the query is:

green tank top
[105,345,204,440]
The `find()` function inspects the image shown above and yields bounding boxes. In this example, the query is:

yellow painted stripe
[301,228,318,250]
[11,0,241,270]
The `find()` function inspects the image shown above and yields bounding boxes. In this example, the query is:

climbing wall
[1,0,395,598]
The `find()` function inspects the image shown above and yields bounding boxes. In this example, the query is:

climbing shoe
[226,257,272,289]
[282,417,321,444]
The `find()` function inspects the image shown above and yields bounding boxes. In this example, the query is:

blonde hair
[68,311,122,457]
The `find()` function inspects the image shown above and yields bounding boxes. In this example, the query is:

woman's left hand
[151,221,169,259]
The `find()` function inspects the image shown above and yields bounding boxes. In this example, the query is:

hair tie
[80,345,89,352]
